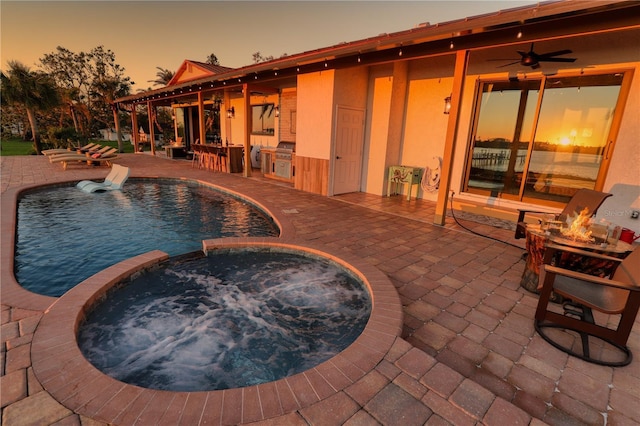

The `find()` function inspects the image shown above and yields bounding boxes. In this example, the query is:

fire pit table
[520,224,634,293]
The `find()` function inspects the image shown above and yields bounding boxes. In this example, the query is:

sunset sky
[1,1,533,91]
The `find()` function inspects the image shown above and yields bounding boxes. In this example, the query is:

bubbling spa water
[15,180,278,297]
[77,249,371,392]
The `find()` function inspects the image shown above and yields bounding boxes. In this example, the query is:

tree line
[1,46,280,155]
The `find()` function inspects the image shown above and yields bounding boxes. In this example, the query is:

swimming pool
[15,180,279,297]
[77,248,372,391]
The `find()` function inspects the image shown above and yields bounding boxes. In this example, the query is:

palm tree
[148,67,174,87]
[1,61,60,154]
[206,54,219,65]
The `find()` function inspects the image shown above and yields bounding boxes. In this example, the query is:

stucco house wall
[362,65,393,196]
[401,57,456,202]
[297,71,335,161]
[600,62,640,233]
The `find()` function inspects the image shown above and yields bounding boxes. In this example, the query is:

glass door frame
[462,68,635,207]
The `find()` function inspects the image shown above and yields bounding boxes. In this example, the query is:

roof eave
[116,0,638,105]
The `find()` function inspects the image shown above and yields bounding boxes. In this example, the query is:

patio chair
[534,243,640,366]
[76,164,130,193]
[514,189,612,239]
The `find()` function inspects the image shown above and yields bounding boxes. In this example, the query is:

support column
[131,105,139,153]
[223,91,231,143]
[147,101,155,155]
[243,83,252,177]
[198,92,206,144]
[434,50,469,225]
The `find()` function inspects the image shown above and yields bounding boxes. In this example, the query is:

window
[251,104,276,135]
[464,72,627,205]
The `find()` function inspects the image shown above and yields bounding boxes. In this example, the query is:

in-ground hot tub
[31,240,402,425]
[77,247,372,392]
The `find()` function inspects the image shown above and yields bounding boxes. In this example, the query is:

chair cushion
[554,275,628,314]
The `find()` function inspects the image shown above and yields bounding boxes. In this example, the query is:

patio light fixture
[274,105,280,117]
[443,96,452,114]
[227,106,235,119]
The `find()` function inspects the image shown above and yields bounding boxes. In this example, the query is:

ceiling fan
[491,43,577,69]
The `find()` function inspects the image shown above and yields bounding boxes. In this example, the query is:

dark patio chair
[534,243,640,366]
[514,189,612,239]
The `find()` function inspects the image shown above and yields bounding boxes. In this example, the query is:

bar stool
[191,144,203,168]
[216,148,228,172]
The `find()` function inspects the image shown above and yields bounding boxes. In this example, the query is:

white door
[333,106,365,195]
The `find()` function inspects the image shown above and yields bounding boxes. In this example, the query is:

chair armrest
[545,243,625,264]
[543,264,639,291]
[517,209,557,223]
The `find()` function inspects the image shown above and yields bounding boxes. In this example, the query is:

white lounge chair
[77,164,130,193]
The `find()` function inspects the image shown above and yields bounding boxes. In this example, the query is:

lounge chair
[48,145,112,163]
[50,148,118,170]
[47,145,107,163]
[42,143,99,156]
[77,164,130,193]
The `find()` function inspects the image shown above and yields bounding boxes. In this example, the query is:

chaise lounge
[47,145,112,163]
[77,164,130,193]
[42,142,99,156]
[49,147,118,170]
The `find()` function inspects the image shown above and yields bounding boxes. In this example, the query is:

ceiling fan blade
[538,49,573,58]
[496,60,522,68]
[540,57,577,63]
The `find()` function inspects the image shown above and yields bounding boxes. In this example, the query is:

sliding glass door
[466,80,540,197]
[523,74,622,201]
[464,72,628,205]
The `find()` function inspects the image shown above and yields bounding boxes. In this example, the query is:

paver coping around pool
[31,238,403,425]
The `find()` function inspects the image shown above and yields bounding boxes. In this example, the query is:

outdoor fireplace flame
[561,207,595,243]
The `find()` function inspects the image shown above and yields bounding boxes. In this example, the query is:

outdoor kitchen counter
[260,142,296,183]
[226,145,244,173]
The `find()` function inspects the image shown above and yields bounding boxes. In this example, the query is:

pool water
[15,181,278,297]
[77,249,371,391]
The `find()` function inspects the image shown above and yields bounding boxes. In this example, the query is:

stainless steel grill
[274,141,295,179]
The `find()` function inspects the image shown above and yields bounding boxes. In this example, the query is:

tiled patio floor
[1,153,638,425]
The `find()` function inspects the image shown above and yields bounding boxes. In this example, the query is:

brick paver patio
[1,153,638,425]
